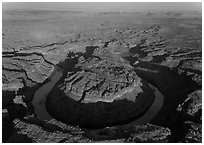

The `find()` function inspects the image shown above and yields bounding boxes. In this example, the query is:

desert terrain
[2,8,202,143]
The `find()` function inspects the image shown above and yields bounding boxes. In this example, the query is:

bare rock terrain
[2,9,202,143]
[46,46,155,128]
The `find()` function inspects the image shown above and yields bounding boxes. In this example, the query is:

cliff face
[46,47,155,128]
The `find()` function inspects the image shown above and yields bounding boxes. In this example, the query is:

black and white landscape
[2,2,202,143]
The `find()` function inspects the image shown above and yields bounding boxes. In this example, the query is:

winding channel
[31,62,164,131]
[31,66,63,120]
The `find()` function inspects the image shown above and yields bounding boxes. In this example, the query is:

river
[31,63,164,134]
[31,66,63,120]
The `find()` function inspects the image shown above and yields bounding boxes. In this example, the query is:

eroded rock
[46,48,155,128]
[6,117,91,143]
[127,123,171,143]
[177,90,202,121]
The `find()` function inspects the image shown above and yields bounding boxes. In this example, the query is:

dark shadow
[46,83,155,129]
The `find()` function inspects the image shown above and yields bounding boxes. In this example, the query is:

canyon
[2,9,202,143]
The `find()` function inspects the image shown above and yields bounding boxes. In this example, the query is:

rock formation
[2,9,201,142]
[46,47,155,128]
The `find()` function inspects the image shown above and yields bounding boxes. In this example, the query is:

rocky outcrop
[6,116,91,143]
[2,50,55,89]
[177,90,202,121]
[127,123,171,142]
[46,47,155,128]
[175,90,202,142]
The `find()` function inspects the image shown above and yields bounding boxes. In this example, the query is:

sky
[2,2,202,12]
